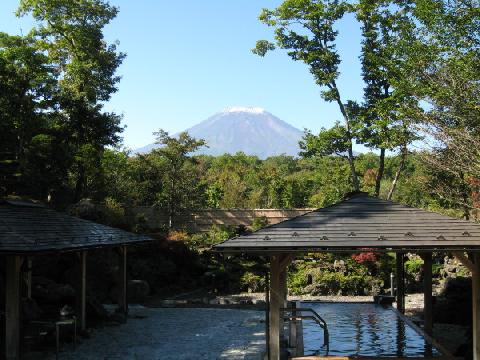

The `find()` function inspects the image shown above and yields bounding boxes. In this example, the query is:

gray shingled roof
[213,192,480,253]
[0,200,152,254]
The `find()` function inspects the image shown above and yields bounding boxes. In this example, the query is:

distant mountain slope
[135,107,304,158]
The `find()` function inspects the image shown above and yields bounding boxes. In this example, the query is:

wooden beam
[118,246,128,315]
[473,253,480,360]
[269,255,282,360]
[269,254,292,360]
[452,251,476,274]
[421,253,433,336]
[396,253,405,314]
[5,256,23,360]
[80,251,87,331]
[265,271,270,360]
[279,266,288,349]
[25,257,32,299]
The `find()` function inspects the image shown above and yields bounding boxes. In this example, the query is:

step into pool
[299,302,441,357]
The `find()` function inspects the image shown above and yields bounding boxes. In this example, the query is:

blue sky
[1,0,365,150]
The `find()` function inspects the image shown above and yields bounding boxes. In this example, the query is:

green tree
[253,0,360,190]
[356,0,418,197]
[395,0,480,215]
[205,153,261,208]
[0,32,59,198]
[17,0,125,202]
[152,130,206,227]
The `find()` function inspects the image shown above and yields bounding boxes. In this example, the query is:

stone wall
[125,207,315,232]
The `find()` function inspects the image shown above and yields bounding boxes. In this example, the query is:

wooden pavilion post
[473,253,480,360]
[265,271,270,360]
[79,251,87,331]
[452,252,480,360]
[5,255,23,360]
[396,252,405,314]
[23,257,32,299]
[118,245,128,315]
[422,252,433,335]
[269,254,292,360]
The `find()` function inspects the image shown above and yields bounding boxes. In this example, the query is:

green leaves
[0,0,126,203]
[18,0,125,104]
[253,0,353,97]
[147,130,207,225]
[300,123,351,158]
[252,40,275,57]
[253,0,361,190]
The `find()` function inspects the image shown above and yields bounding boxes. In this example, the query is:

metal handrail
[281,307,330,354]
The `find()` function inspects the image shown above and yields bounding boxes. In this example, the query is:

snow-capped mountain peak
[135,107,303,158]
[221,106,266,115]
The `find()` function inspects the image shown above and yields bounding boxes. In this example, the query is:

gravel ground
[31,306,266,360]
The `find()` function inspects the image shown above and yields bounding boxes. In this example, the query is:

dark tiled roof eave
[0,202,152,254]
[213,193,480,253]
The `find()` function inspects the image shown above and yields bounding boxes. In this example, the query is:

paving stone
[41,307,265,360]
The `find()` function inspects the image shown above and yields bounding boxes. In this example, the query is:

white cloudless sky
[1,0,368,151]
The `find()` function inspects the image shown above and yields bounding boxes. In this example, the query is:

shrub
[184,225,237,249]
[405,256,424,275]
[167,230,189,241]
[251,216,269,231]
[133,213,148,234]
[288,267,309,295]
[240,271,265,292]
[102,197,126,227]
[351,251,378,264]
[288,265,381,296]
[305,271,377,296]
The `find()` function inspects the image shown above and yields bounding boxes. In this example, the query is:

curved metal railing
[281,307,330,355]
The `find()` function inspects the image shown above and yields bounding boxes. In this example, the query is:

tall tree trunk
[375,148,386,197]
[169,177,175,229]
[74,163,85,202]
[387,144,407,200]
[333,83,360,191]
[346,145,360,191]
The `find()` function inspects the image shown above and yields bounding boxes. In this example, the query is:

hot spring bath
[299,302,441,357]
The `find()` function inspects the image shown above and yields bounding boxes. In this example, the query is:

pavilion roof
[0,200,152,254]
[213,192,480,253]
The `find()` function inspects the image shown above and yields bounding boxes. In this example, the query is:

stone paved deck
[43,307,266,360]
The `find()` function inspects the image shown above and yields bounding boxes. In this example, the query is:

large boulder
[441,276,472,301]
[67,199,101,221]
[441,256,471,279]
[128,280,150,303]
[434,277,472,325]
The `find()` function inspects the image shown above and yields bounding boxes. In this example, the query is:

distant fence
[125,207,315,233]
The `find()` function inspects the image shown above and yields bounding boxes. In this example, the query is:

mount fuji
[135,107,304,158]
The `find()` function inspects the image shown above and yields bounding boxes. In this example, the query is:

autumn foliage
[351,250,378,264]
